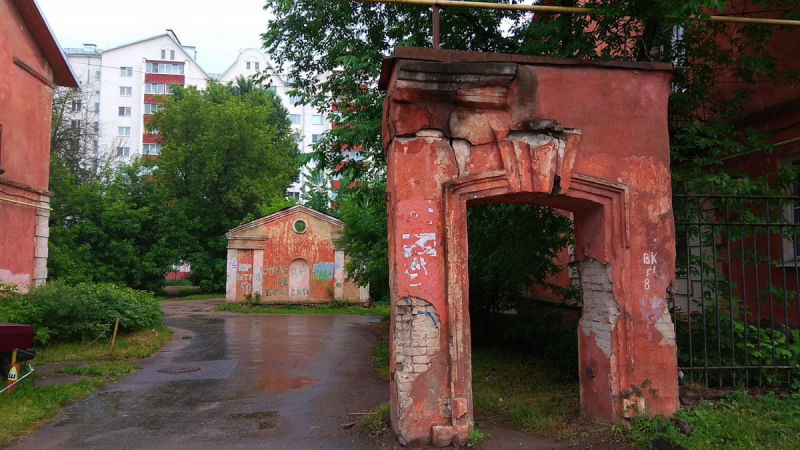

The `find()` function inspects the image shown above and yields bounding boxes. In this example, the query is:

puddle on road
[257,375,319,392]
[229,411,279,430]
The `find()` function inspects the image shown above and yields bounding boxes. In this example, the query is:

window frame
[120,67,133,77]
[118,107,131,117]
[118,126,131,137]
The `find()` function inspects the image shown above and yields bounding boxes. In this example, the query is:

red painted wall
[0,0,56,290]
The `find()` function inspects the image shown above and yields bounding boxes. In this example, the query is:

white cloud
[37,0,273,74]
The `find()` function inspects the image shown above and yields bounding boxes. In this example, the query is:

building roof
[226,205,343,237]
[12,0,79,88]
[102,32,211,80]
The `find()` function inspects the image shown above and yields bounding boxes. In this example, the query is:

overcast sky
[37,0,272,74]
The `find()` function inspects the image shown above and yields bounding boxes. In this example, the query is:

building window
[118,127,131,137]
[95,70,101,80]
[255,62,259,71]
[71,99,82,112]
[116,147,130,157]
[170,50,175,60]
[146,63,184,75]
[312,134,323,143]
[161,50,166,59]
[142,143,161,155]
[94,103,100,113]
[289,95,302,105]
[289,114,301,124]
[120,86,132,96]
[94,122,100,132]
[120,67,133,77]
[145,83,166,94]
[95,90,100,95]
[70,120,81,130]
[118,107,131,117]
[93,140,99,154]
[246,62,251,69]
[144,103,159,114]
[312,115,324,125]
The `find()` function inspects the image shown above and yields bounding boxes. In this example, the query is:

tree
[148,81,299,292]
[50,86,122,183]
[48,158,183,291]
[262,1,800,309]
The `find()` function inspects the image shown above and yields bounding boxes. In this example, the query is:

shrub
[0,281,163,345]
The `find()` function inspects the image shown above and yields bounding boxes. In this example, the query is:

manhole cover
[158,366,202,374]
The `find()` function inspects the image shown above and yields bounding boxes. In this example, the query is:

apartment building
[217,48,332,200]
[63,30,208,162]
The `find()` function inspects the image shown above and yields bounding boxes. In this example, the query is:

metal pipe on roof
[346,0,800,27]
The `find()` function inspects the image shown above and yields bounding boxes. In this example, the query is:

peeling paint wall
[383,48,678,447]
[225,206,365,304]
[578,259,620,358]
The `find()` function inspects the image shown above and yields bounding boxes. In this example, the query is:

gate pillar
[382,48,679,447]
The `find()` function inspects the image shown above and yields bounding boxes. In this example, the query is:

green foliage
[301,170,336,216]
[48,157,182,292]
[334,180,391,301]
[466,426,485,448]
[148,81,299,292]
[467,204,575,314]
[622,391,800,450]
[0,281,163,345]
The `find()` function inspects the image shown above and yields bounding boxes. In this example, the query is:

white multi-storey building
[64,30,208,161]
[217,49,332,200]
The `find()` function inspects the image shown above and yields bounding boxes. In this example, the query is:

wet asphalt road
[14,300,388,449]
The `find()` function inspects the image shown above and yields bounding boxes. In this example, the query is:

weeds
[358,402,390,432]
[620,391,800,449]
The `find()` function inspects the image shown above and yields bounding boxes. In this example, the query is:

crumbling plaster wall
[384,48,678,447]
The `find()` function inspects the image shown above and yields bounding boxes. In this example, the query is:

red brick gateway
[381,47,679,447]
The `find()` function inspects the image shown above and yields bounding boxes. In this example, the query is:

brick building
[225,205,368,305]
[0,0,78,291]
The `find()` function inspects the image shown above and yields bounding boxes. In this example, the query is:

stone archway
[382,48,679,447]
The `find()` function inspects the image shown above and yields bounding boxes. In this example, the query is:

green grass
[164,279,193,286]
[215,300,390,317]
[176,287,201,296]
[0,379,105,446]
[55,362,140,377]
[371,341,390,380]
[471,346,581,436]
[358,402,391,432]
[1,327,172,445]
[367,341,581,437]
[621,391,800,450]
[163,293,225,302]
[36,326,173,364]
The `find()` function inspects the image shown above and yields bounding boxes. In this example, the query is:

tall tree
[148,81,299,292]
[262,0,800,305]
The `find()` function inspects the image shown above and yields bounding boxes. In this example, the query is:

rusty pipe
[346,0,800,27]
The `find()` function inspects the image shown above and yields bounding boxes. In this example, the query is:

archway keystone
[382,47,678,447]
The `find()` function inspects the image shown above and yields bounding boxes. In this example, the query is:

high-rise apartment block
[64,32,330,198]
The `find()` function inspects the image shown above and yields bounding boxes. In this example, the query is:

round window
[293,219,307,234]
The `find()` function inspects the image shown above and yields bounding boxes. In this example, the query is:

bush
[0,281,163,345]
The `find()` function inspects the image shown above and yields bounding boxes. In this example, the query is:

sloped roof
[102,32,211,80]
[226,205,343,237]
[12,0,78,87]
